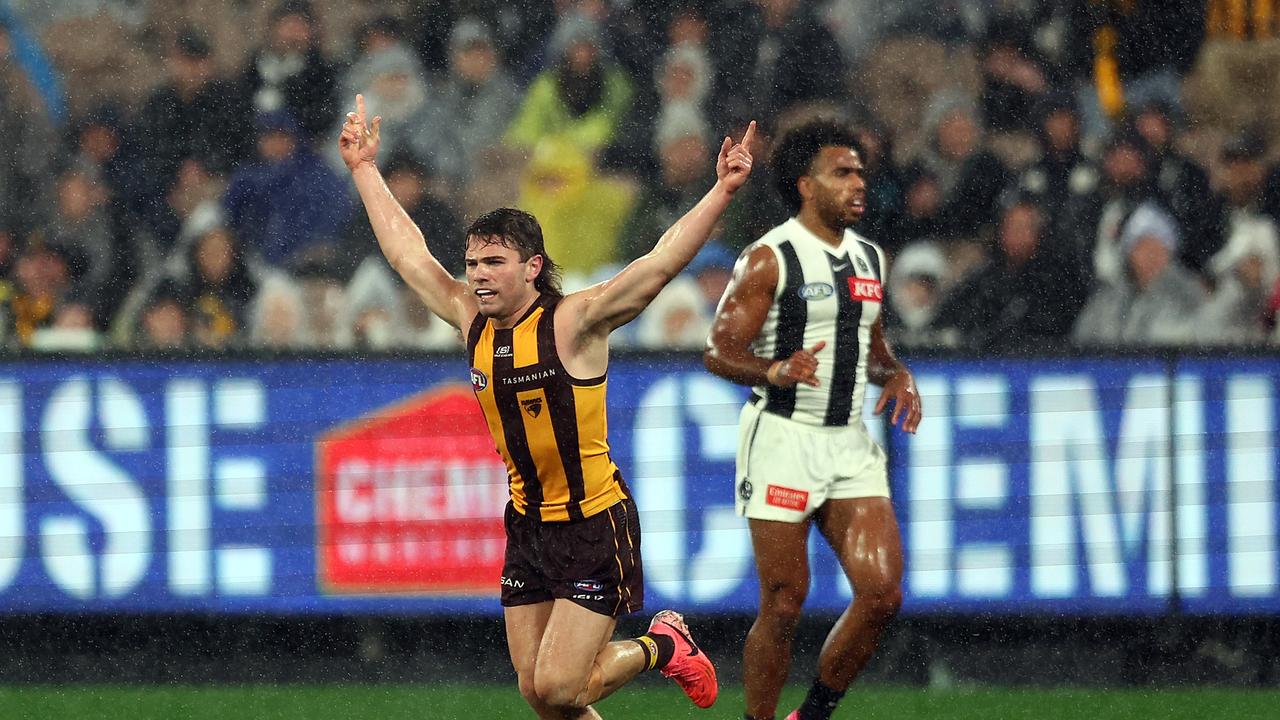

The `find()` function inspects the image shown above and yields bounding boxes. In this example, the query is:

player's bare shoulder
[732,241,780,291]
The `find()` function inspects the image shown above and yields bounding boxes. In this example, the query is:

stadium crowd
[1,0,1279,353]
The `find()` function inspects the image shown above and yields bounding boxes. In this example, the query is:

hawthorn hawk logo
[521,397,543,418]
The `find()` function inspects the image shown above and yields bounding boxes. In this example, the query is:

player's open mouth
[476,289,496,299]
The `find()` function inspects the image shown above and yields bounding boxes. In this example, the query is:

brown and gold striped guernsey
[467,295,628,522]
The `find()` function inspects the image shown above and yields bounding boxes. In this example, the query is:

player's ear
[797,175,812,203]
[526,254,544,284]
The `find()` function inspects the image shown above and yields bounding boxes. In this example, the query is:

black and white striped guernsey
[750,217,886,427]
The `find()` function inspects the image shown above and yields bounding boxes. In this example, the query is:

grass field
[1,685,1277,720]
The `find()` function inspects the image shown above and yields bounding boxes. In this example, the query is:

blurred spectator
[909,90,1010,240]
[977,15,1048,133]
[1134,99,1219,273]
[881,240,948,348]
[1063,0,1204,137]
[599,0,693,84]
[931,197,1089,351]
[238,0,338,143]
[185,226,259,350]
[1211,132,1279,277]
[617,109,713,262]
[603,6,714,181]
[517,137,635,276]
[67,104,148,222]
[350,14,405,57]
[47,165,143,327]
[437,17,520,189]
[895,164,946,248]
[1200,131,1280,343]
[708,0,845,126]
[294,257,346,349]
[134,279,193,351]
[653,42,713,146]
[337,256,406,350]
[29,300,101,352]
[720,116,789,252]
[822,0,912,65]
[0,24,54,229]
[1073,202,1206,346]
[224,109,352,271]
[133,28,253,214]
[161,159,228,256]
[1059,126,1159,285]
[335,41,464,188]
[397,266,464,350]
[2,236,78,347]
[854,121,907,250]
[402,2,555,78]
[1201,239,1276,345]
[343,153,461,278]
[505,12,634,156]
[1016,90,1096,234]
[633,241,735,349]
[894,0,992,43]
[247,272,312,349]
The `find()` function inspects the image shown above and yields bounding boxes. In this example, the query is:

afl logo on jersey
[470,368,489,391]
[797,282,834,301]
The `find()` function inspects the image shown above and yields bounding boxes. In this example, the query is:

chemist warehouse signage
[0,355,1274,615]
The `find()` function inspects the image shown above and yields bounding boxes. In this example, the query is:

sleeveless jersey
[750,218,885,427]
[467,295,627,522]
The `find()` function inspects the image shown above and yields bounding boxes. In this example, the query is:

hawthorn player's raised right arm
[339,94,476,330]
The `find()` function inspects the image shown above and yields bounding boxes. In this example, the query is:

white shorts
[734,401,889,523]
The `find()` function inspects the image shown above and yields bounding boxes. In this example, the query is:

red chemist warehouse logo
[316,383,508,595]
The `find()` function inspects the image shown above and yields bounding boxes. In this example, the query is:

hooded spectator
[505,12,634,155]
[1074,202,1207,346]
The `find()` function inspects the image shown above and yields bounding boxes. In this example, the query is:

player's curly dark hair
[464,208,563,297]
[770,118,864,215]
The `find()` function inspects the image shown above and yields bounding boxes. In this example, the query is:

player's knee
[516,671,542,708]
[858,577,903,622]
[532,671,586,711]
[760,580,808,628]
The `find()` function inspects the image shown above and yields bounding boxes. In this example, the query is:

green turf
[0,685,1277,720]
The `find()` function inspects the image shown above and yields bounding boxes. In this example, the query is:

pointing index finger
[355,94,366,124]
[740,120,757,150]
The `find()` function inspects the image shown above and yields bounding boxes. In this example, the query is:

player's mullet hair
[771,117,864,215]
[464,208,564,298]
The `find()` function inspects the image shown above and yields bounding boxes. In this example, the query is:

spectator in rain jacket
[1073,202,1206,346]
[504,12,633,156]
[931,197,1089,351]
[224,110,352,270]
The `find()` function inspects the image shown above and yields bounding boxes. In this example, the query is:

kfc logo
[847,278,883,303]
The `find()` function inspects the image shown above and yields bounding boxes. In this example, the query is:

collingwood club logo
[738,479,753,502]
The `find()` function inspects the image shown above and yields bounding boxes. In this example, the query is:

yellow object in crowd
[517,137,635,276]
